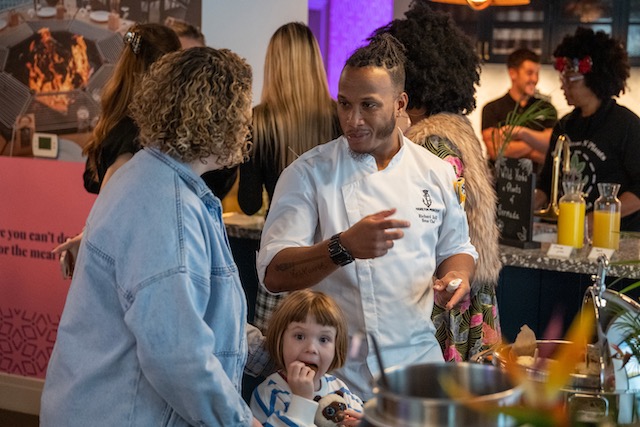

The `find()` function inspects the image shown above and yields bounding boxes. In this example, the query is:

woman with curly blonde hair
[41,47,263,427]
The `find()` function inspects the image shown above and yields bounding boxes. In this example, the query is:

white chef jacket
[257,134,478,400]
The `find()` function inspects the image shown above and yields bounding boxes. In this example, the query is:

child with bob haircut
[251,290,363,426]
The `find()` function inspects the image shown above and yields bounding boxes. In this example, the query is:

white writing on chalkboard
[505,182,521,194]
[497,164,530,182]
[497,204,520,220]
[495,158,536,246]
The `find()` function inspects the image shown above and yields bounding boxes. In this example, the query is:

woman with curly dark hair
[372,1,502,362]
[536,27,640,232]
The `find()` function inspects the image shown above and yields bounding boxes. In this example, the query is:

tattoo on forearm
[274,256,328,278]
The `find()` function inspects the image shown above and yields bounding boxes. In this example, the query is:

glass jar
[592,183,621,250]
[557,179,586,248]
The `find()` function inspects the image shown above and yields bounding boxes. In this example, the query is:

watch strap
[328,232,354,267]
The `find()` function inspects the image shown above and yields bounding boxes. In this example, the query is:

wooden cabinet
[428,0,640,65]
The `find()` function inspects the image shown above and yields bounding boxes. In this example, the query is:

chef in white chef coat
[257,33,478,400]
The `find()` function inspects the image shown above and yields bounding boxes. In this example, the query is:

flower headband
[124,31,142,55]
[554,55,592,75]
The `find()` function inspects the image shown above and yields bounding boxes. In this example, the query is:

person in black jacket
[536,27,640,232]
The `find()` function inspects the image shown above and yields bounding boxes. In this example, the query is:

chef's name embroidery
[415,207,440,224]
[417,189,440,223]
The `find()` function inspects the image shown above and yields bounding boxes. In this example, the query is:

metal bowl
[492,339,601,389]
[364,362,522,427]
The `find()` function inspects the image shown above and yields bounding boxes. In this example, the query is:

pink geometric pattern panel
[0,308,59,379]
[327,0,393,97]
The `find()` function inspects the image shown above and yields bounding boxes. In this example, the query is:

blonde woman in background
[238,22,340,331]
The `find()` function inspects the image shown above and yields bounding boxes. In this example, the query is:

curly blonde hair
[130,47,252,165]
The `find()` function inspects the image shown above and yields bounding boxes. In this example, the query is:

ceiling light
[430,0,530,11]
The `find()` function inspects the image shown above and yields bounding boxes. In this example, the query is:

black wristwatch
[328,232,354,266]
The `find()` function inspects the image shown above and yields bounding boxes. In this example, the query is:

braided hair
[345,32,407,91]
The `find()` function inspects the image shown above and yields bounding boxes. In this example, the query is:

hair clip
[554,55,592,75]
[123,31,142,55]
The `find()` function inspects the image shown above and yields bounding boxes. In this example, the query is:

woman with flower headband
[535,27,640,232]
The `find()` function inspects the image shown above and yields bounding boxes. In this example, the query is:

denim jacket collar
[145,147,221,215]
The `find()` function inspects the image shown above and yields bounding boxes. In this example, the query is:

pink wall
[0,157,95,378]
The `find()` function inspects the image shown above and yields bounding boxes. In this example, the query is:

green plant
[492,100,557,167]
[609,242,640,366]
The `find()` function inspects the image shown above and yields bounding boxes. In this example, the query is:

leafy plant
[492,100,557,167]
[609,245,640,366]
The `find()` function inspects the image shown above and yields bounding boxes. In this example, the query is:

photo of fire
[11,27,97,114]
[0,0,202,159]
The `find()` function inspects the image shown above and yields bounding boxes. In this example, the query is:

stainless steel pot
[362,362,522,427]
[491,340,601,389]
[563,389,640,425]
[483,255,640,425]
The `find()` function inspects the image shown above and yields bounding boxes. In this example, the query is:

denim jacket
[41,148,252,426]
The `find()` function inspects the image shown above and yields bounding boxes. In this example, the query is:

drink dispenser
[592,183,621,250]
[557,177,586,248]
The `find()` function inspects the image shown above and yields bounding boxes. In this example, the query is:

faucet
[586,255,617,392]
[535,134,571,221]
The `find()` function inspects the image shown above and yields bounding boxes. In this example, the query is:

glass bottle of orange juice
[592,183,621,249]
[557,179,586,248]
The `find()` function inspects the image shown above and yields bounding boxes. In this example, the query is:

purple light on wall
[322,0,393,98]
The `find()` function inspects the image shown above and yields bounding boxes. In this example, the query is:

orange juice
[592,210,621,249]
[557,201,585,248]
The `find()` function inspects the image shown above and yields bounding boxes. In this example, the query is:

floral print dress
[421,133,502,362]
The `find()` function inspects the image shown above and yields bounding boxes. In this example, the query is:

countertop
[223,212,263,240]
[222,213,640,280]
[500,223,640,280]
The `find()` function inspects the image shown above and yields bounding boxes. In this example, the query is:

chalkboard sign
[495,157,540,249]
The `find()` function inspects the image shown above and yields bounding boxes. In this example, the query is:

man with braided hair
[257,33,477,400]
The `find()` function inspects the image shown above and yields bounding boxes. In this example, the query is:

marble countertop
[223,213,640,280]
[500,223,640,280]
